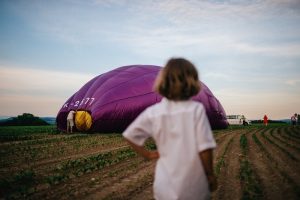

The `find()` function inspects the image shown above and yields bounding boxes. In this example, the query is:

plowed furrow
[30,157,150,199]
[277,127,300,146]
[270,128,300,154]
[86,161,155,200]
[286,127,300,139]
[213,131,236,166]
[213,132,242,200]
[247,132,295,199]
[255,128,300,187]
[130,184,154,200]
[0,145,129,179]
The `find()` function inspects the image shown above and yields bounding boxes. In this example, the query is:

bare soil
[254,128,300,187]
[247,130,297,200]
[1,126,300,200]
[212,130,244,200]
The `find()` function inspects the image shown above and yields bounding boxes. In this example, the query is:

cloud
[129,0,300,26]
[285,79,300,86]
[5,0,299,67]
[90,1,300,58]
[10,0,300,49]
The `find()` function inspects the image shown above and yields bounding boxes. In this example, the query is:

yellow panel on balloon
[75,111,92,131]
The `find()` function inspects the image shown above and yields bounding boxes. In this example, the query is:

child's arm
[199,149,217,192]
[125,138,159,160]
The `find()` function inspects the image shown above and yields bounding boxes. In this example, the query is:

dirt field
[0,125,299,199]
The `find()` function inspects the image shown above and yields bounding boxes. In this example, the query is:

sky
[0,0,299,120]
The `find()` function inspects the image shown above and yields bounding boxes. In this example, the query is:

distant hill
[0,116,12,121]
[41,117,56,125]
[279,119,292,124]
[0,117,13,124]
[0,113,50,126]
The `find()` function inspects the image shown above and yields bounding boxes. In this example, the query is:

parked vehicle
[227,115,251,125]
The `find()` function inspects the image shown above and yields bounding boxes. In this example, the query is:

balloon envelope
[56,65,228,132]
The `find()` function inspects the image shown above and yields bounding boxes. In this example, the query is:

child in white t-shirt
[123,58,217,200]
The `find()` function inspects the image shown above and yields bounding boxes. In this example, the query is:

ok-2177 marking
[63,97,95,108]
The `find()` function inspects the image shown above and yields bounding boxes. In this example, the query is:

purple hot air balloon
[56,65,228,132]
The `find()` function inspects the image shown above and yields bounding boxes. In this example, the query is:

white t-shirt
[123,98,216,200]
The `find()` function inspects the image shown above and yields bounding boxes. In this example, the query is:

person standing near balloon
[291,113,297,127]
[263,114,268,126]
[67,110,76,133]
[123,58,217,200]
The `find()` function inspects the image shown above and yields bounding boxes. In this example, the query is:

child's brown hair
[154,58,201,100]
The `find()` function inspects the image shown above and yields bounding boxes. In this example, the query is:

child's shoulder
[190,100,204,109]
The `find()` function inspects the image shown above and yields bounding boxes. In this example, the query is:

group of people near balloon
[263,114,298,127]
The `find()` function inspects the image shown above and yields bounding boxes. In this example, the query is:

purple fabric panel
[192,82,228,129]
[91,67,159,109]
[91,93,159,132]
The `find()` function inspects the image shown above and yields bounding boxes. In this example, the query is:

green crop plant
[239,159,263,200]
[215,137,234,176]
[144,139,157,150]
[240,134,248,155]
[45,147,138,185]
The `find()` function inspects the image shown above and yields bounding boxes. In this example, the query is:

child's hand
[207,175,217,192]
[146,151,160,160]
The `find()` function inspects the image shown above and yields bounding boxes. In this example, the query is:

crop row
[269,128,300,152]
[0,134,88,147]
[285,127,300,139]
[239,133,263,199]
[214,136,234,176]
[277,127,300,144]
[261,128,297,161]
[0,146,140,199]
[252,132,300,196]
[0,134,126,168]
[47,147,137,184]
